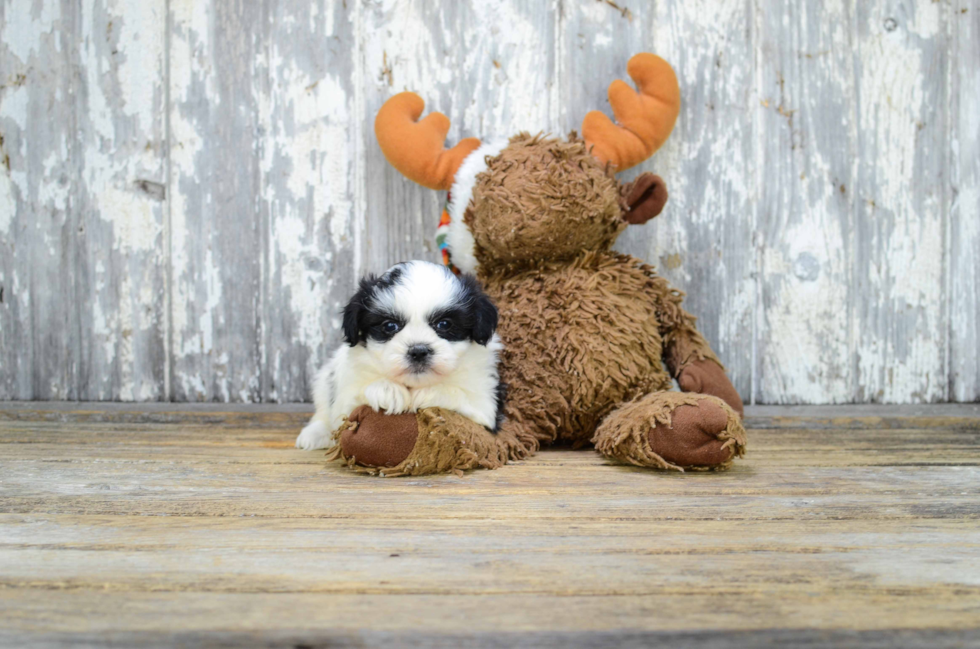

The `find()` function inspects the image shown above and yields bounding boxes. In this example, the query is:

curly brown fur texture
[327,408,513,477]
[450,132,746,472]
[464,134,624,270]
[481,249,721,447]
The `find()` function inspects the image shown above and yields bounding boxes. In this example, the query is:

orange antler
[374,92,481,190]
[582,53,681,172]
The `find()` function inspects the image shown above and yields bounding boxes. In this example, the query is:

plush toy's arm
[648,276,744,417]
[328,406,512,477]
[662,318,721,376]
[664,320,744,418]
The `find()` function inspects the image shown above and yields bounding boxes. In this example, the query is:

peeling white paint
[458,1,555,137]
[2,0,59,63]
[168,0,215,399]
[0,83,29,130]
[0,171,16,235]
[65,0,169,400]
[111,1,163,129]
[854,2,946,403]
[1,0,976,403]
[95,187,162,252]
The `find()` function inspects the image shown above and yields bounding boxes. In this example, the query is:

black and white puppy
[296,261,504,450]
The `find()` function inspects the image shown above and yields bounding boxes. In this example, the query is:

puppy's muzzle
[406,344,434,371]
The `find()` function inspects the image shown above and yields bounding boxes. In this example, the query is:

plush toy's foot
[593,392,746,471]
[328,406,514,477]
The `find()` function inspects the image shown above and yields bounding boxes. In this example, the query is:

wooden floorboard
[1,404,979,647]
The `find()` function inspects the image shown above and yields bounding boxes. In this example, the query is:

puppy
[296,261,505,450]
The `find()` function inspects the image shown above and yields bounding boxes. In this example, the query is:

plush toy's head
[375,53,680,274]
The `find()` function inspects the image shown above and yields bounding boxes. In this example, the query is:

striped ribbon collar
[435,192,461,275]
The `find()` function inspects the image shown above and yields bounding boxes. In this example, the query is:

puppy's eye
[382,321,401,335]
[435,319,452,331]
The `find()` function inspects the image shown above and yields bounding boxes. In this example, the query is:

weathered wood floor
[1,403,979,648]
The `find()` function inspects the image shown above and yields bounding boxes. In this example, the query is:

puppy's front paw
[363,380,411,414]
[409,387,438,410]
[296,420,334,450]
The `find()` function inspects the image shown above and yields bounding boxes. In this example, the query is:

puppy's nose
[407,344,433,364]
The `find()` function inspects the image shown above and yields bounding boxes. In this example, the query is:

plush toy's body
[489,252,697,441]
[329,54,747,475]
[492,252,675,445]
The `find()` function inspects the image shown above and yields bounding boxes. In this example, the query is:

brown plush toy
[330,53,746,476]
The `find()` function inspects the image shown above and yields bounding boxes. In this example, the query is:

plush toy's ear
[620,173,668,225]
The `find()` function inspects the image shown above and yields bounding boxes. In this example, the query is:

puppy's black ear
[341,297,363,346]
[473,293,499,346]
[460,274,498,345]
[341,275,377,346]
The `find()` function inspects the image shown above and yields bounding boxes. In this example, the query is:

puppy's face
[342,261,498,388]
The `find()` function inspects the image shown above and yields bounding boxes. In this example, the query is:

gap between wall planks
[0,0,976,404]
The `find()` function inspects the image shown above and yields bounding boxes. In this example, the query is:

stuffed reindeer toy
[330,53,746,476]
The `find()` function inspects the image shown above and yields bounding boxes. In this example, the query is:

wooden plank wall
[0,0,976,404]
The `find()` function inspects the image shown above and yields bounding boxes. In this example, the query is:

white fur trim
[447,140,507,274]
